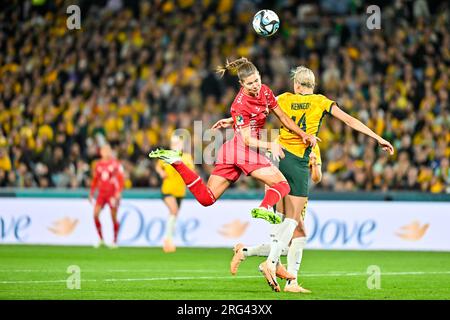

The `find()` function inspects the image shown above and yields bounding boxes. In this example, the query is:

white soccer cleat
[94,240,105,248]
[148,149,182,164]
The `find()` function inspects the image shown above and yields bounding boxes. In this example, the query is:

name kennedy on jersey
[291,102,310,110]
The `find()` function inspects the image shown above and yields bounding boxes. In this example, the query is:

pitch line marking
[0,269,220,273]
[0,271,450,284]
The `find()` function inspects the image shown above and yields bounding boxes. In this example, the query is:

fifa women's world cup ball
[252,9,280,37]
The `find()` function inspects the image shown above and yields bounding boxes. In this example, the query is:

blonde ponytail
[216,57,258,80]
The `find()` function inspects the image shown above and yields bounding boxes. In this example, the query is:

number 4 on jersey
[291,114,306,131]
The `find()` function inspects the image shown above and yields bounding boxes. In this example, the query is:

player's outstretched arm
[270,105,318,147]
[211,117,233,129]
[309,152,322,184]
[115,163,125,199]
[330,104,394,155]
[89,164,98,204]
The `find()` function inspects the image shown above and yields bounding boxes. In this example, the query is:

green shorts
[279,149,310,197]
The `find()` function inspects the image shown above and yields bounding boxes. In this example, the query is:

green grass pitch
[0,245,449,300]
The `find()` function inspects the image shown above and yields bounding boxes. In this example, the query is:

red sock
[260,181,290,209]
[172,162,216,207]
[94,217,103,240]
[113,221,120,244]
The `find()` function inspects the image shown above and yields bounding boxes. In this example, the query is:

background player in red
[89,144,124,248]
[149,57,317,224]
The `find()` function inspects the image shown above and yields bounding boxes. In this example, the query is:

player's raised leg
[258,195,306,291]
[149,149,222,206]
[231,193,287,275]
[230,242,291,276]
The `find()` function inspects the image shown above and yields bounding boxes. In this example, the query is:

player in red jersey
[149,57,318,223]
[89,144,125,248]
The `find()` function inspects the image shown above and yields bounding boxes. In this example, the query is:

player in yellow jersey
[155,135,194,253]
[264,66,393,292]
[215,65,394,292]
[229,143,322,293]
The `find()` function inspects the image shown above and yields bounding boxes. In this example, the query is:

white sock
[165,215,177,240]
[287,237,307,284]
[245,222,286,257]
[254,223,284,257]
[275,220,289,256]
[245,244,271,257]
[266,218,298,270]
[245,244,289,257]
[269,222,282,241]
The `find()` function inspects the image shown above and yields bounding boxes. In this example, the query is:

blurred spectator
[0,0,448,193]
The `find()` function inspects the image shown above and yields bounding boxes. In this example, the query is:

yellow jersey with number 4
[277,93,334,158]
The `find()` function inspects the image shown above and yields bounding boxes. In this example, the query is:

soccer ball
[252,9,280,37]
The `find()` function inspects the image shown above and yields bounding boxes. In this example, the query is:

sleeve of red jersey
[264,85,279,110]
[116,162,125,192]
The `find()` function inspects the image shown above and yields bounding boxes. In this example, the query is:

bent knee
[199,198,215,207]
[283,181,291,195]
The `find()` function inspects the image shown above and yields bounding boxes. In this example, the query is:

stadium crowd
[0,0,448,193]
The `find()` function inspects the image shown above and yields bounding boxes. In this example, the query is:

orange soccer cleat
[230,243,246,275]
[284,282,312,293]
[275,263,296,281]
[258,261,281,292]
[163,238,176,253]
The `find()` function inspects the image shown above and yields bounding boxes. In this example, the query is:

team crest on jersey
[236,115,244,125]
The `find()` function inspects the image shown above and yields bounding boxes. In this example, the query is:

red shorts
[211,136,272,182]
[96,193,120,210]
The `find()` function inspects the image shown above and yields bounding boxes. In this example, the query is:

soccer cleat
[274,211,285,222]
[258,261,281,292]
[230,243,246,275]
[94,240,105,248]
[163,238,176,253]
[148,149,182,164]
[109,243,118,249]
[251,207,282,224]
[275,263,296,280]
[284,282,312,294]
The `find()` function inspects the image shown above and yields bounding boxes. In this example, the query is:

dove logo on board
[218,219,249,238]
[395,221,429,241]
[48,217,79,236]
[0,215,31,242]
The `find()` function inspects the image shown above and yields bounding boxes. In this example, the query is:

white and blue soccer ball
[252,9,280,37]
